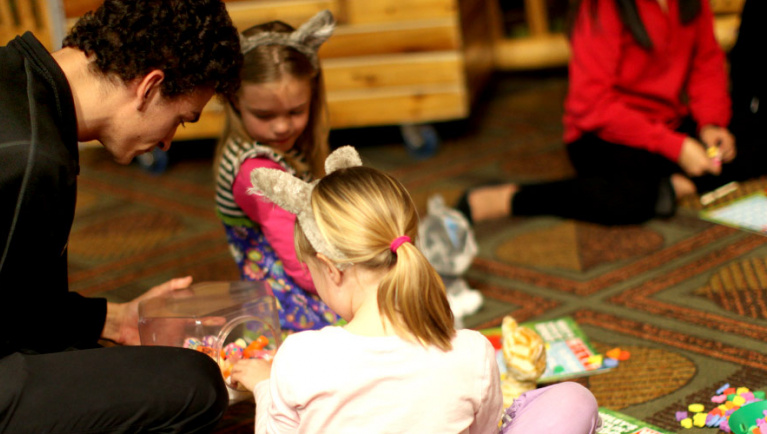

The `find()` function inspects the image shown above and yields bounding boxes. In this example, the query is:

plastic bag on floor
[417,195,483,328]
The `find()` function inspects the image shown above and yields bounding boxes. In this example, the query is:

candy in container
[138,281,281,402]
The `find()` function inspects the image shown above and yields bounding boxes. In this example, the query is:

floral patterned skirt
[223,224,340,332]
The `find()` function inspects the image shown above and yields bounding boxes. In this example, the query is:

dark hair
[566,0,702,49]
[63,0,243,99]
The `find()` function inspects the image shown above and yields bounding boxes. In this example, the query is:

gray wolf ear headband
[239,9,335,69]
[248,146,361,266]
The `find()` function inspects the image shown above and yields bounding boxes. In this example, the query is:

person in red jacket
[460,0,758,226]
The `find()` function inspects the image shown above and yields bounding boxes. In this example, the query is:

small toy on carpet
[499,315,547,408]
[598,347,630,369]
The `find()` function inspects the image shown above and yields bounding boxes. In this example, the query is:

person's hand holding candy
[231,358,273,392]
[700,125,736,164]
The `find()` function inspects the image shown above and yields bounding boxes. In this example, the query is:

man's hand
[699,125,736,163]
[678,137,721,177]
[102,276,193,345]
[231,358,273,392]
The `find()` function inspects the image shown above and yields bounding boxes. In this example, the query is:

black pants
[513,120,766,225]
[0,346,228,433]
[512,0,764,226]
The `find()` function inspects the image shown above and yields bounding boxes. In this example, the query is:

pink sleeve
[565,0,685,161]
[232,158,316,293]
[686,0,731,130]
[470,338,503,433]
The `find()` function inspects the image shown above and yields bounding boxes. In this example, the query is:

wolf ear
[248,165,348,264]
[292,9,335,51]
[325,145,363,175]
[248,168,313,215]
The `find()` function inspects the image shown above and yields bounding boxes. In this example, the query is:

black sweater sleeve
[0,34,107,357]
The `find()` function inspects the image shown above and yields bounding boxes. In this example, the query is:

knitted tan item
[248,145,362,264]
[500,315,547,406]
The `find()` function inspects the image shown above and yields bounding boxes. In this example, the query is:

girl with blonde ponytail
[233,146,600,433]
[305,164,456,350]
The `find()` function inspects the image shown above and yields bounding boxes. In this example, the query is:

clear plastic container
[138,281,282,401]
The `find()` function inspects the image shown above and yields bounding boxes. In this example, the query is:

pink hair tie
[390,235,411,253]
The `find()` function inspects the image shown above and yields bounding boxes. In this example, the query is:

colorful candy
[183,337,201,350]
[675,384,766,432]
[181,334,276,387]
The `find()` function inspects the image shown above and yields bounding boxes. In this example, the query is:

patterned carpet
[70,71,767,433]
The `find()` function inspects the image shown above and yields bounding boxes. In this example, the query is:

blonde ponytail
[378,240,454,351]
[300,166,456,350]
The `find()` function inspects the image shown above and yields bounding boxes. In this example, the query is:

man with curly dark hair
[0,0,242,432]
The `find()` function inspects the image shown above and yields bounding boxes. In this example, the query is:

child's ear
[316,253,342,285]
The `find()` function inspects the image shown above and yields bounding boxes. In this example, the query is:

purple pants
[500,382,602,434]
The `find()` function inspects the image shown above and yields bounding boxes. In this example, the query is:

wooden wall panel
[494,34,569,71]
[62,0,99,18]
[327,85,467,128]
[320,19,460,59]
[1,0,54,49]
[341,0,455,24]
[0,0,17,45]
[710,0,745,14]
[322,52,462,91]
